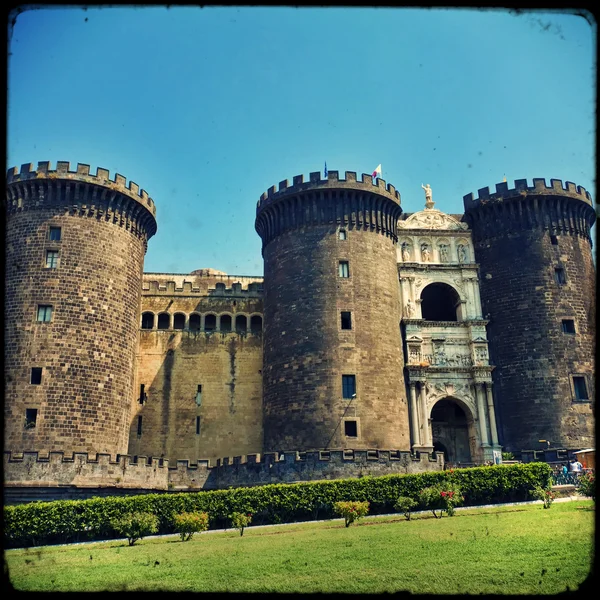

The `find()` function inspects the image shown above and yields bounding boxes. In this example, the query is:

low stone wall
[4,449,444,504]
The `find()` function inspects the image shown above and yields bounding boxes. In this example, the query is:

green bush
[173,511,209,541]
[577,472,595,501]
[333,501,369,527]
[110,511,159,546]
[3,462,552,548]
[532,486,556,509]
[419,483,464,518]
[394,496,417,520]
[230,512,252,536]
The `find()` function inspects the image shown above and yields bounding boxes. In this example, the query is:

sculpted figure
[401,242,411,262]
[421,243,430,262]
[421,183,434,208]
[405,298,415,318]
[458,244,468,263]
[439,244,449,262]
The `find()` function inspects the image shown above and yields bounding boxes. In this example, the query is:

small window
[196,416,201,435]
[341,311,352,330]
[339,229,347,240]
[157,313,170,329]
[204,314,216,332]
[572,376,589,401]
[141,312,154,329]
[554,268,566,285]
[48,226,61,241]
[195,385,202,407]
[173,313,186,330]
[137,415,143,436]
[25,408,38,429]
[250,315,262,334]
[342,374,356,399]
[550,235,558,245]
[562,319,576,334]
[31,367,42,385]
[189,314,201,331]
[220,315,232,332]
[344,420,358,437]
[338,261,350,278]
[139,384,146,404]
[37,305,52,322]
[45,250,58,268]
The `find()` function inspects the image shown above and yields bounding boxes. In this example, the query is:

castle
[3,161,595,502]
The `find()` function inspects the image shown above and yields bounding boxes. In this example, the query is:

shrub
[394,496,418,520]
[533,486,555,509]
[333,501,369,527]
[110,511,159,546]
[173,511,209,541]
[420,484,464,518]
[577,472,595,501]
[3,462,552,548]
[230,512,252,536]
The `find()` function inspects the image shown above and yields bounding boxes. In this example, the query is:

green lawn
[5,500,594,594]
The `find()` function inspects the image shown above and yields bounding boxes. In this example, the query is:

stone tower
[463,178,595,453]
[4,161,157,456]
[255,170,410,452]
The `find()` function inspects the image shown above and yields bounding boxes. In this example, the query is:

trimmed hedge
[3,462,551,548]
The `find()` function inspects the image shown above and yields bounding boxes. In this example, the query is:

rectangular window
[48,226,61,241]
[341,311,352,330]
[137,415,143,436]
[25,408,38,429]
[561,319,576,334]
[554,268,566,284]
[550,235,558,246]
[196,416,201,435]
[36,305,53,322]
[195,384,203,406]
[572,376,589,401]
[45,250,59,268]
[338,229,347,240]
[342,374,356,399]
[30,367,42,385]
[139,384,146,404]
[344,420,358,437]
[338,261,350,278]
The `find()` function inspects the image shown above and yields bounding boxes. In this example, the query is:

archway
[430,397,472,463]
[420,282,461,321]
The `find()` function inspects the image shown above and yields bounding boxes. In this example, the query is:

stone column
[409,381,420,448]
[485,382,500,446]
[475,383,490,446]
[419,382,431,446]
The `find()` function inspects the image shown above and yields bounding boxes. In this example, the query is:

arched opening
[173,313,186,330]
[236,315,247,333]
[250,315,263,334]
[204,314,216,332]
[430,397,472,464]
[157,313,170,330]
[141,312,155,330]
[215,282,226,293]
[420,283,461,321]
[220,314,232,332]
[189,313,201,331]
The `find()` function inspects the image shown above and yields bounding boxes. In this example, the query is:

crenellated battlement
[257,170,400,211]
[7,161,157,216]
[4,448,443,496]
[463,178,592,208]
[142,273,264,296]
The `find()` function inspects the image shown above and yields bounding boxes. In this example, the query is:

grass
[5,500,594,593]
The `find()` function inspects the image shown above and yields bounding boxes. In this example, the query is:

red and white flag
[372,164,382,179]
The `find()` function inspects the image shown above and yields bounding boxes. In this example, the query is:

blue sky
[7,6,596,275]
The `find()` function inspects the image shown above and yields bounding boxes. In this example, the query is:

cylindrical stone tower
[463,178,595,453]
[255,170,410,452]
[4,161,157,456]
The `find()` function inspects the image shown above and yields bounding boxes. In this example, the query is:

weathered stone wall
[4,162,157,457]
[464,179,595,452]
[132,276,264,463]
[256,171,410,452]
